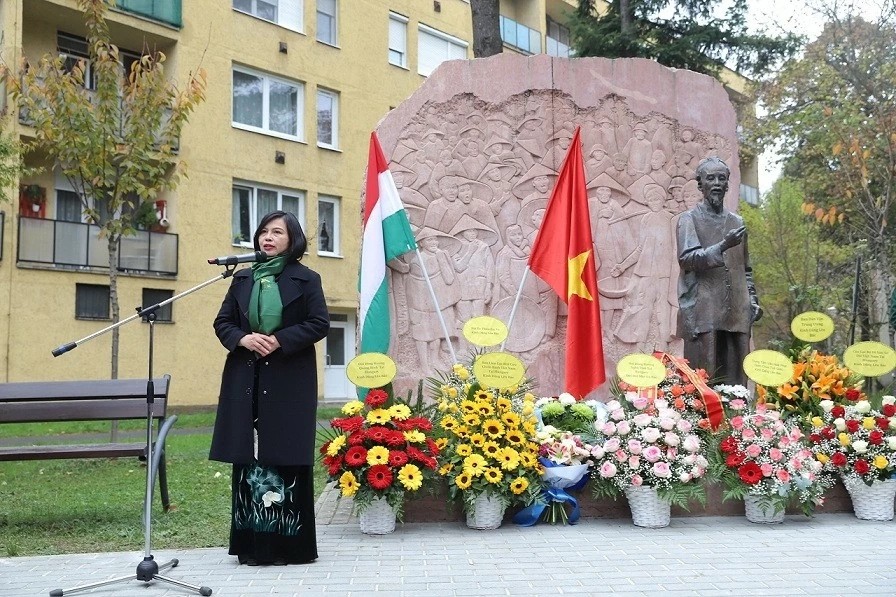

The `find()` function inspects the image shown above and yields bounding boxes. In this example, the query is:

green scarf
[248,256,287,334]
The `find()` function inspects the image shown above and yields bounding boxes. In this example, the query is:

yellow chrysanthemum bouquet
[429,361,544,515]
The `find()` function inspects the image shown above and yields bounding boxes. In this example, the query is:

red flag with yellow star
[528,127,605,398]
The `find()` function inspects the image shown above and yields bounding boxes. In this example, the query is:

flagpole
[500,266,531,352]
[413,248,458,364]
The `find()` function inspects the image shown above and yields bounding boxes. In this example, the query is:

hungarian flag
[359,132,417,354]
[528,127,606,398]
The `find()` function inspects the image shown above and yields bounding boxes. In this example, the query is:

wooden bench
[0,375,175,511]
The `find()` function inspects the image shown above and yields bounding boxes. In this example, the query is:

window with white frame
[58,32,141,89]
[417,24,468,77]
[316,0,338,45]
[388,12,409,68]
[232,183,305,246]
[232,66,303,140]
[232,0,303,32]
[316,88,339,149]
[317,195,340,255]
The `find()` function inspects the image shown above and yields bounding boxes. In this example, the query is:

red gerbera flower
[384,430,407,447]
[367,464,393,490]
[845,419,861,433]
[737,462,763,485]
[831,406,845,419]
[347,431,365,446]
[845,388,861,401]
[425,437,440,456]
[869,430,884,446]
[720,437,738,454]
[344,446,368,468]
[409,417,433,431]
[421,455,438,470]
[883,404,896,417]
[388,450,409,467]
[324,454,343,476]
[406,446,428,463]
[331,415,364,433]
[365,426,389,444]
[726,452,746,468]
[831,452,847,467]
[365,389,389,409]
[854,459,870,475]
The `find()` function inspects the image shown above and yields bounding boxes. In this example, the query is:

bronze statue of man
[676,157,761,385]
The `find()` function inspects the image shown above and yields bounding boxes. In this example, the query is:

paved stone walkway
[2,482,894,597]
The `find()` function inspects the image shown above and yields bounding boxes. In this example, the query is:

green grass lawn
[0,405,343,557]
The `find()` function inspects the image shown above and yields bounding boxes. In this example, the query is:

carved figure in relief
[519,200,547,247]
[423,176,460,231]
[542,129,574,170]
[429,150,464,198]
[455,180,499,236]
[405,228,461,373]
[586,144,613,179]
[607,153,636,191]
[494,225,559,340]
[391,165,427,228]
[622,122,653,176]
[648,150,672,188]
[679,128,703,169]
[682,179,702,210]
[449,215,498,350]
[516,116,547,169]
[461,138,489,179]
[613,183,675,350]
[676,158,761,386]
[593,195,635,333]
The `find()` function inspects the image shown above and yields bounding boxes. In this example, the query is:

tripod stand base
[49,555,212,596]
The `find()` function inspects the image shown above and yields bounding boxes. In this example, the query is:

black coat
[209,261,330,466]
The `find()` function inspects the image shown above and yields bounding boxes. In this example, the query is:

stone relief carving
[383,89,735,397]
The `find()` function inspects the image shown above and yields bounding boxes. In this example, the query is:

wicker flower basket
[465,494,505,530]
[624,485,671,528]
[358,496,396,535]
[744,495,785,524]
[842,476,896,521]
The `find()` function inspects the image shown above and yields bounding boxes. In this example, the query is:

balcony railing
[17,217,178,275]
[500,15,541,55]
[114,0,182,27]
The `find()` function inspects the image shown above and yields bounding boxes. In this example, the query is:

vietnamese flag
[528,127,605,397]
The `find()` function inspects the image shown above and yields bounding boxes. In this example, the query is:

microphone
[207,251,268,265]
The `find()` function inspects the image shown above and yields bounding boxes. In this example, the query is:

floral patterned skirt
[229,463,317,564]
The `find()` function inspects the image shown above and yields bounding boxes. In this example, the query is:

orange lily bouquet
[757,348,865,419]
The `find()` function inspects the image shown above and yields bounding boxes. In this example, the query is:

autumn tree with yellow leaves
[756,2,896,349]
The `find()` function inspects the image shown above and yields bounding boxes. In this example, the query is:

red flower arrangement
[319,388,439,517]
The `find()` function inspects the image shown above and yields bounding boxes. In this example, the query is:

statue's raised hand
[721,225,746,251]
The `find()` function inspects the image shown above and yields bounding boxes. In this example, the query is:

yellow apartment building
[0,0,759,406]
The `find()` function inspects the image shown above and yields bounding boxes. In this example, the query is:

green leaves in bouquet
[657,483,707,511]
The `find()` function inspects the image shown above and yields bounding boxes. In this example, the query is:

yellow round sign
[843,342,896,377]
[791,311,835,343]
[472,352,525,389]
[346,353,397,388]
[743,350,794,387]
[462,316,509,347]
[616,353,665,387]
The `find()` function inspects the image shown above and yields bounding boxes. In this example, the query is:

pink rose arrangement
[589,394,708,507]
[713,401,830,516]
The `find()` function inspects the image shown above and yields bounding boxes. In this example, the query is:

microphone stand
[48,265,239,597]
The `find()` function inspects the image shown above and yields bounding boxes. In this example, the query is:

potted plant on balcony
[19,184,45,217]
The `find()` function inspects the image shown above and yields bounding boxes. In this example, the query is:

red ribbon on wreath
[653,351,725,431]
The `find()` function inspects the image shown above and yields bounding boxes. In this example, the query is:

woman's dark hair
[253,210,307,262]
